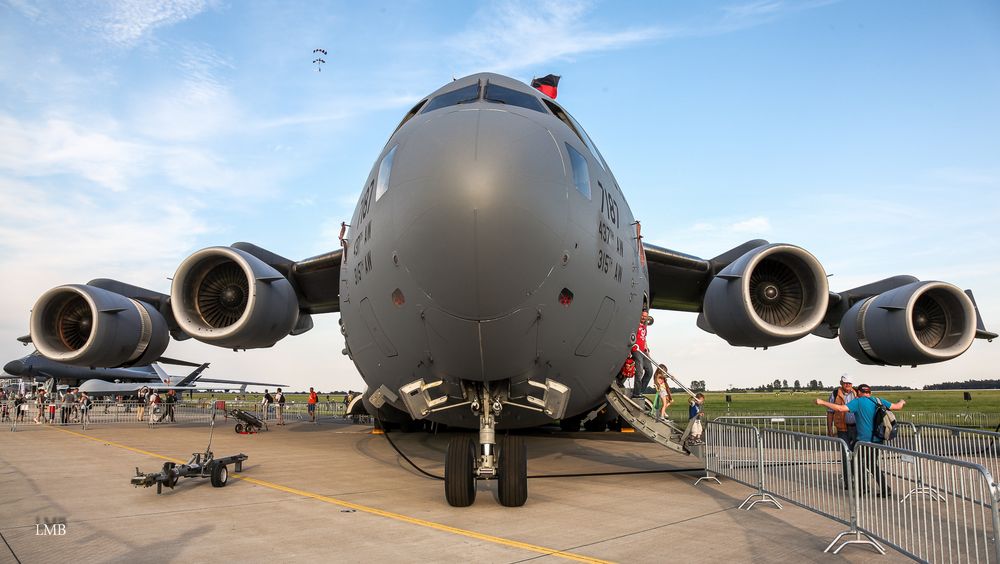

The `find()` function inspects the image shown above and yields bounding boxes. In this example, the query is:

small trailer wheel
[210,463,229,487]
[235,423,244,433]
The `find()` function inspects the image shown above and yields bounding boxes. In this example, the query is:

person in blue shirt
[815,383,906,496]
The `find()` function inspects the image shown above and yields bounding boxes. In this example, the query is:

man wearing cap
[827,374,857,449]
[816,384,906,496]
[631,307,654,399]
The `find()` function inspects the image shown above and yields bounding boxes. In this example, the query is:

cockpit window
[391,100,427,136]
[483,83,546,113]
[566,143,592,200]
[420,83,481,114]
[375,145,397,201]
[543,100,608,172]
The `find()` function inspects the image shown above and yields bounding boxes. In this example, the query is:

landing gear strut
[443,385,529,507]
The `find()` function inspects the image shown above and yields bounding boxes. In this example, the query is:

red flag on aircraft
[531,74,560,99]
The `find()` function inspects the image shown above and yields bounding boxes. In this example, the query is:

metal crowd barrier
[6,400,355,430]
[701,420,1000,560]
[697,421,780,510]
[853,442,1000,562]
[714,415,828,435]
[758,429,853,525]
[910,424,1000,482]
[716,411,1000,431]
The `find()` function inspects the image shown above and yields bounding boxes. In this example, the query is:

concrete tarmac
[0,417,903,563]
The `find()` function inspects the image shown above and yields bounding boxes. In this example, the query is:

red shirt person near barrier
[308,387,319,424]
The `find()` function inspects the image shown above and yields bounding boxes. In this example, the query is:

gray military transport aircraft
[23,72,993,507]
[3,350,287,394]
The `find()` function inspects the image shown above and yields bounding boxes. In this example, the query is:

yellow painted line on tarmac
[53,426,186,464]
[50,426,613,564]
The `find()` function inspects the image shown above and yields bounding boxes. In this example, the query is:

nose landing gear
[445,435,477,506]
[497,434,527,507]
[400,377,568,507]
[443,385,529,507]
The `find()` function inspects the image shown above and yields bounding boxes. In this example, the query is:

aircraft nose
[4,360,25,375]
[392,109,570,319]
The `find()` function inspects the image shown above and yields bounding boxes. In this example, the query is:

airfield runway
[0,417,903,563]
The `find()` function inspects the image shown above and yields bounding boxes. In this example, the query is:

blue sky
[1,0,998,393]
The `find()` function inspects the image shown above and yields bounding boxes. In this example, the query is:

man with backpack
[815,383,906,496]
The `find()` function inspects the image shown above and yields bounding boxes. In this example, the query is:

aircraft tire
[210,463,228,487]
[445,435,476,507]
[498,435,527,507]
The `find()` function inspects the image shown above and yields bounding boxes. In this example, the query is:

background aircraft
[19,73,992,507]
[3,350,286,392]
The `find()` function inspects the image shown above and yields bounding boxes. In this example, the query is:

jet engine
[703,244,829,347]
[839,281,976,366]
[29,284,169,367]
[171,246,299,349]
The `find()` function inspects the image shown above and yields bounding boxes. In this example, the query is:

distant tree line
[923,379,1000,390]
[727,379,916,393]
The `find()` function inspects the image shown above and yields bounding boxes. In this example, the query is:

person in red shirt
[308,387,319,424]
[631,307,654,398]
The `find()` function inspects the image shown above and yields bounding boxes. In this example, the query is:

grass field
[190,388,1000,416]
[191,392,350,404]
[689,389,1000,414]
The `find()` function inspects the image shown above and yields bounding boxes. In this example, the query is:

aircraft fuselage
[339,73,647,428]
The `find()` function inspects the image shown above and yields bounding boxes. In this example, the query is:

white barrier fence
[6,400,354,430]
[715,411,1000,431]
[703,420,1000,561]
[854,443,1000,562]
[714,415,828,435]
[759,429,854,526]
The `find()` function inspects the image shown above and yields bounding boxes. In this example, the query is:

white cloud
[0,115,145,192]
[717,0,839,33]
[0,113,240,193]
[731,216,771,232]
[10,0,211,48]
[448,0,664,74]
[129,42,239,142]
[444,0,839,75]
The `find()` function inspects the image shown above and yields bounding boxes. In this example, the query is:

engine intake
[839,281,976,366]
[171,246,299,348]
[29,285,169,367]
[703,244,829,347]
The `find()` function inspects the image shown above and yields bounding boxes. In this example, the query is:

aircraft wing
[643,239,995,366]
[195,378,288,387]
[24,241,344,370]
[78,380,198,395]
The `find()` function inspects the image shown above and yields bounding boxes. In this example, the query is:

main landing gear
[444,386,528,507]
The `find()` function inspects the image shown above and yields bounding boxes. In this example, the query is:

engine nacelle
[703,244,829,347]
[171,246,299,349]
[30,285,169,367]
[839,281,976,366]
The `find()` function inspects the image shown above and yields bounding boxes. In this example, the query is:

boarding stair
[605,354,704,458]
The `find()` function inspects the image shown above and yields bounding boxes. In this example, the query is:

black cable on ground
[376,417,703,480]
[377,417,445,480]
[0,529,21,564]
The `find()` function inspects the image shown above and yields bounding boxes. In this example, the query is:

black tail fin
[177,363,210,387]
